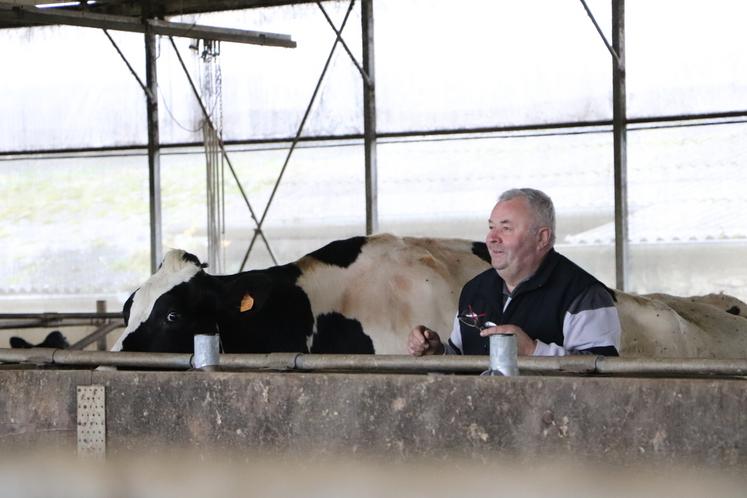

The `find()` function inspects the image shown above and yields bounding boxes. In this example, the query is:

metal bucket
[489,333,518,376]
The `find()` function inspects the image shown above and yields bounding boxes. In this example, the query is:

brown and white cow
[616,291,747,358]
[115,233,747,358]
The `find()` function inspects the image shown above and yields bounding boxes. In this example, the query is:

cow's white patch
[111,249,202,351]
[306,327,316,352]
[296,234,489,354]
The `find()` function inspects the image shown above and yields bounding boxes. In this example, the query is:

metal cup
[193,334,220,371]
[489,333,518,376]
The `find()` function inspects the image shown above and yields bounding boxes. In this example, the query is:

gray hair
[498,188,556,245]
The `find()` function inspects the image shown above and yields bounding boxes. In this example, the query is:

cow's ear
[10,337,33,348]
[239,293,255,312]
[228,272,272,314]
[236,289,271,315]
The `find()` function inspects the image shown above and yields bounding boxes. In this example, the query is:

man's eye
[166,311,181,323]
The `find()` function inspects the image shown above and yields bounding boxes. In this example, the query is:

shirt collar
[507,249,559,296]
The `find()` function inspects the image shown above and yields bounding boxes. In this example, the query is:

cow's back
[616,291,747,358]
[295,233,491,354]
[294,235,747,358]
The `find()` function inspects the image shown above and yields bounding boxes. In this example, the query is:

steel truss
[102,0,373,272]
[3,1,733,289]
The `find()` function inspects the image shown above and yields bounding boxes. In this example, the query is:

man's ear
[537,227,552,250]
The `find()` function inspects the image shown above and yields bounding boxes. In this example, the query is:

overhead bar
[8,0,318,19]
[0,4,296,47]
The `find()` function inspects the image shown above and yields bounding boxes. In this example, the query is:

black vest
[458,250,604,355]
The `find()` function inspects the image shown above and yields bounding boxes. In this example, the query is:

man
[407,188,620,357]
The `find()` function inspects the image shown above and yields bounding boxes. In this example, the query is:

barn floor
[1,449,745,498]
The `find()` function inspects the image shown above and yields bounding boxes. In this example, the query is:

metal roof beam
[0,3,296,47]
[4,0,318,19]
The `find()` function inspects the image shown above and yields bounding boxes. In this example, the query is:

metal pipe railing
[1,348,746,378]
[1,320,92,330]
[0,313,123,320]
[0,313,124,331]
[69,323,125,351]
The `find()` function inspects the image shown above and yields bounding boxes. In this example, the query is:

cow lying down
[9,331,69,349]
[616,291,747,358]
[115,233,747,359]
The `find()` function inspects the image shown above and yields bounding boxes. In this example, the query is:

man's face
[486,198,546,282]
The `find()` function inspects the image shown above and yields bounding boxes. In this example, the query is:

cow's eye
[166,311,181,323]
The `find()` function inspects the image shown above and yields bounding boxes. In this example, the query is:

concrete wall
[1,368,745,469]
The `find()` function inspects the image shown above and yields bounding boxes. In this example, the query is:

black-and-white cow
[114,234,491,354]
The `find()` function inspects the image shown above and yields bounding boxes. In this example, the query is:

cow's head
[115,250,277,354]
[116,250,212,353]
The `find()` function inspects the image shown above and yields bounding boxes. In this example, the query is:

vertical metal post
[612,0,628,290]
[145,24,163,274]
[361,0,378,234]
[95,300,107,351]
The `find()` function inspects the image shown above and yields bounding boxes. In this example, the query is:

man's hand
[407,325,445,356]
[480,324,537,356]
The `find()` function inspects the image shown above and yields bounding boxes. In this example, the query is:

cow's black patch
[10,330,69,349]
[121,266,315,356]
[311,312,374,354]
[182,252,202,267]
[307,236,367,268]
[472,242,490,264]
[221,279,314,354]
[264,262,302,283]
[580,345,619,356]
[726,305,740,315]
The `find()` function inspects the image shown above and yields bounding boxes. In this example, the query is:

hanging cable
[200,40,225,274]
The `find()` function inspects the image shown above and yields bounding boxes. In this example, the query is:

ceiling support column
[361,0,378,235]
[145,24,162,274]
[612,0,628,290]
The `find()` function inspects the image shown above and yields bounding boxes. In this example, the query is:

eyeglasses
[458,305,488,330]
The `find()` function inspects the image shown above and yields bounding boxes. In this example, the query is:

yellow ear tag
[239,294,255,312]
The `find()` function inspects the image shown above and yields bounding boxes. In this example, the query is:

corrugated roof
[565,198,747,244]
